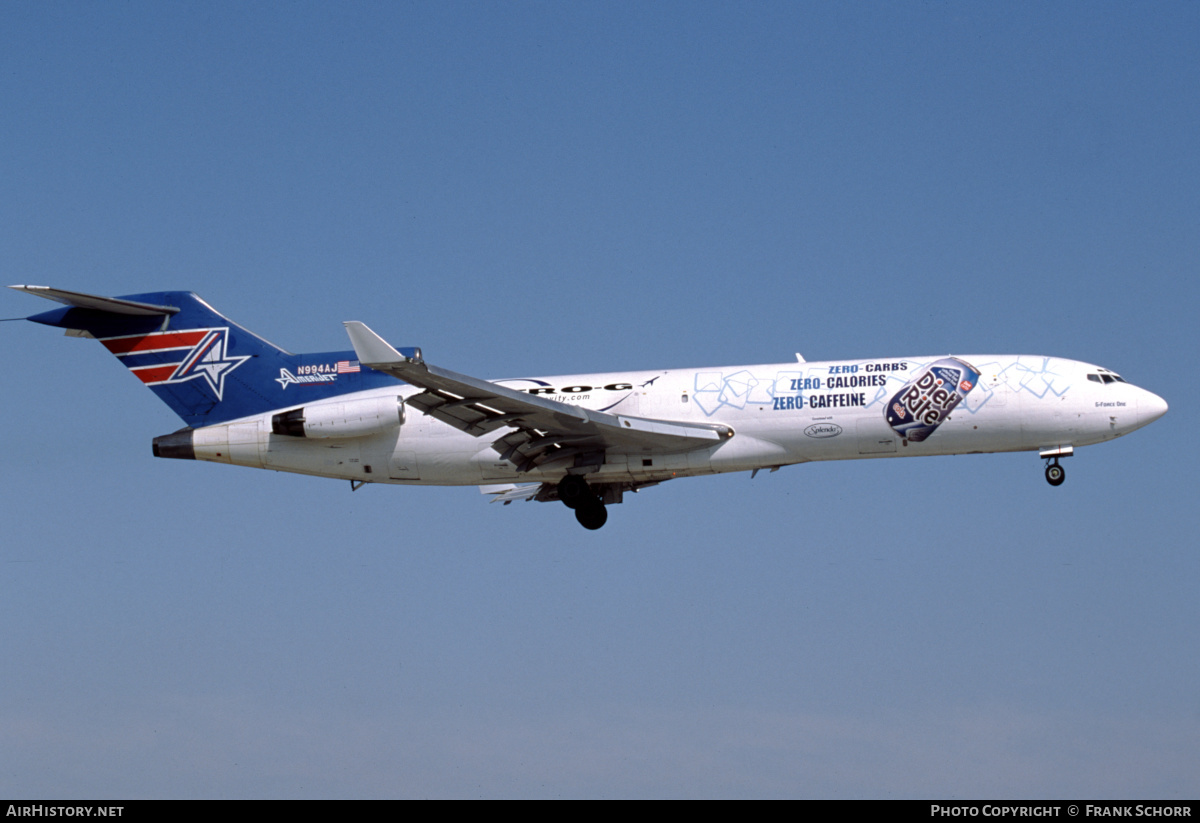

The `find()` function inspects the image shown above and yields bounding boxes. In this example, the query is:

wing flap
[480,479,663,506]
[479,483,543,504]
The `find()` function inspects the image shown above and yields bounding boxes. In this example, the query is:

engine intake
[271,395,405,439]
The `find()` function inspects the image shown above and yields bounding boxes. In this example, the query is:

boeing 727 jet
[12,286,1169,529]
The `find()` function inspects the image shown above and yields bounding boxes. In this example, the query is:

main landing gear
[1044,458,1066,487]
[558,475,608,530]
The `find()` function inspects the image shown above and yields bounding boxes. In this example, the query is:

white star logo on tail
[168,329,250,400]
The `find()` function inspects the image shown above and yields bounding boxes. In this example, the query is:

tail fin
[13,286,395,427]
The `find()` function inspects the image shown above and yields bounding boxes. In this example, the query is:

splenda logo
[803,423,842,439]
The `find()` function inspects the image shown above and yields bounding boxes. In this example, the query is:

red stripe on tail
[102,330,207,355]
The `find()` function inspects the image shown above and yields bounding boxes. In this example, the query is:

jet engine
[271,395,405,439]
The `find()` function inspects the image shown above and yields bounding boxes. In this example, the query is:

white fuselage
[186,354,1168,487]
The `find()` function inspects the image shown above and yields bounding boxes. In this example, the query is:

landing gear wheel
[557,475,592,510]
[575,501,608,530]
[1045,461,1065,486]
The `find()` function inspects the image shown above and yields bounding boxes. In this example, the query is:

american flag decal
[337,360,361,373]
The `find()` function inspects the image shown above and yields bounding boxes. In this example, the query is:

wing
[344,321,732,473]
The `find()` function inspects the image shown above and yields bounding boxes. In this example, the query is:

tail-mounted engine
[271,395,405,439]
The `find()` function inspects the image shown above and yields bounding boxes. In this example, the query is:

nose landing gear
[1039,446,1073,487]
[1044,458,1066,486]
[557,475,608,530]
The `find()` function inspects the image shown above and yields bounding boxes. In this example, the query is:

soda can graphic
[884,356,981,442]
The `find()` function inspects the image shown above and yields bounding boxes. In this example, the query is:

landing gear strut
[557,475,608,530]
[1044,458,1066,487]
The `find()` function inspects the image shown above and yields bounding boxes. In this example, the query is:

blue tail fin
[16,287,397,426]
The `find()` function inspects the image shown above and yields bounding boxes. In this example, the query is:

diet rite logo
[884,356,981,443]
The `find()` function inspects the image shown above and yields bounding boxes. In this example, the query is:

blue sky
[2,2,1197,798]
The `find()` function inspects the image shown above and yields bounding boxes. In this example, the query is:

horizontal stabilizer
[9,285,180,316]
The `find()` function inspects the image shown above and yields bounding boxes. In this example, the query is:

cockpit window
[1089,370,1127,385]
[1088,374,1102,383]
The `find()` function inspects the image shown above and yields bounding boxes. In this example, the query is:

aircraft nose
[1139,390,1168,427]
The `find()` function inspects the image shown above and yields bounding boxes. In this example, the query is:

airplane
[11,285,1169,530]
